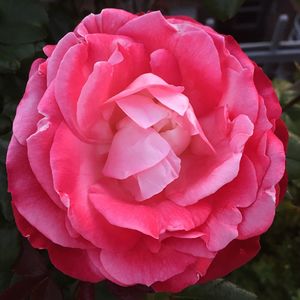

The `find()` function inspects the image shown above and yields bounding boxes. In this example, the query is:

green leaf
[203,0,246,21]
[287,132,300,180]
[177,279,257,300]
[0,225,20,271]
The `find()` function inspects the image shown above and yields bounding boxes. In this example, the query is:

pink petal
[170,29,222,115]
[199,237,260,283]
[166,151,242,206]
[152,263,207,292]
[229,114,254,153]
[103,125,171,179]
[7,137,90,249]
[220,67,258,122]
[76,61,114,136]
[55,43,90,133]
[150,49,182,86]
[149,86,189,115]
[27,118,63,209]
[98,9,135,34]
[50,123,140,251]
[13,64,46,145]
[89,181,160,238]
[108,73,181,102]
[89,180,195,237]
[160,125,191,155]
[239,132,285,239]
[48,245,104,282]
[254,64,282,121]
[118,11,177,52]
[124,150,181,200]
[117,94,169,129]
[164,237,215,258]
[47,32,78,85]
[12,204,51,249]
[100,243,196,286]
[76,9,135,36]
[201,206,242,252]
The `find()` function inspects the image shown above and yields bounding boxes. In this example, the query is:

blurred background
[0,1,300,300]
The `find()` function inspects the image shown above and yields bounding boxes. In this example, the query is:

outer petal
[7,137,90,249]
[76,9,135,36]
[89,180,195,238]
[13,62,46,145]
[48,245,104,282]
[199,237,260,283]
[47,32,79,85]
[100,243,196,286]
[118,11,177,51]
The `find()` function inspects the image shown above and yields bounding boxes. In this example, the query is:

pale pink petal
[160,126,191,155]
[103,125,171,179]
[117,94,169,129]
[149,86,189,115]
[126,150,181,200]
[108,73,182,102]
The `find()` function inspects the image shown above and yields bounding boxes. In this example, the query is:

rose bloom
[7,9,287,292]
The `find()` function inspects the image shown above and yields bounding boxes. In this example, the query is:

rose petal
[7,137,90,249]
[13,64,46,145]
[103,124,171,179]
[150,49,182,86]
[117,94,169,129]
[123,149,181,200]
[100,243,196,286]
[118,11,177,51]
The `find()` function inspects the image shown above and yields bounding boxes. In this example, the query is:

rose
[7,8,287,292]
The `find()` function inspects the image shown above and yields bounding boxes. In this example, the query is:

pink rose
[7,9,287,292]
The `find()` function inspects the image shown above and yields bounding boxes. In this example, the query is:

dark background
[0,1,300,299]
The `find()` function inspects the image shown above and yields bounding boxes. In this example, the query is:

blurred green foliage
[0,0,300,299]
